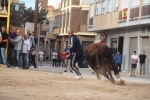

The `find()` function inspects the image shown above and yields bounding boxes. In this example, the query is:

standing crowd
[114,50,146,77]
[52,43,73,73]
[0,26,42,69]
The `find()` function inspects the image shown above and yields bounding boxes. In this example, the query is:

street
[32,61,150,84]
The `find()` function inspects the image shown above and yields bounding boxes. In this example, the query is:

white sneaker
[2,65,7,68]
[14,67,19,69]
[74,76,83,80]
[11,66,14,68]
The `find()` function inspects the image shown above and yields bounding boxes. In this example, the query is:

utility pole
[34,0,39,39]
[34,0,39,68]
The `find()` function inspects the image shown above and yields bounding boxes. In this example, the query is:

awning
[74,32,97,36]
[59,32,97,36]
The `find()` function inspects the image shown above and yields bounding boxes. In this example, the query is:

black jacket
[70,34,83,53]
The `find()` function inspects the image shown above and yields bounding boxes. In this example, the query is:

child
[39,49,44,66]
[61,51,66,68]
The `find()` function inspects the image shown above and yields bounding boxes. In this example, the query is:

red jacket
[61,53,66,60]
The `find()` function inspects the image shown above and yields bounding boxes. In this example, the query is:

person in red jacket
[61,51,66,68]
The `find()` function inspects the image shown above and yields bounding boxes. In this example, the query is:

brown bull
[85,43,120,83]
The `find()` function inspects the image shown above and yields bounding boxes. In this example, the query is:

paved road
[31,62,150,84]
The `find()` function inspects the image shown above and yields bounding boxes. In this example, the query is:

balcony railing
[53,28,60,34]
[141,4,150,17]
[130,7,139,19]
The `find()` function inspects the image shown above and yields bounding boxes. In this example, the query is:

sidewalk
[31,61,150,84]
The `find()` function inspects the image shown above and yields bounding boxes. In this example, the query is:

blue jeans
[14,50,21,67]
[22,53,28,69]
[10,48,16,66]
[28,51,33,67]
[0,48,7,65]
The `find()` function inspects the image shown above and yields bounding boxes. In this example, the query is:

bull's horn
[116,74,120,79]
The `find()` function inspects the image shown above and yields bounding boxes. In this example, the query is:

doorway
[142,37,149,74]
[118,37,124,54]
[110,38,117,55]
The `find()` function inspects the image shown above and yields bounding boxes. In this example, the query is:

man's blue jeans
[10,48,16,66]
[0,48,7,65]
[22,53,28,69]
[28,50,33,67]
[14,50,21,67]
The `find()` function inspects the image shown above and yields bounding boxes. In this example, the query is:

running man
[66,29,88,79]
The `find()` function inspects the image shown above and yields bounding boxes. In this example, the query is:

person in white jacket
[22,34,30,69]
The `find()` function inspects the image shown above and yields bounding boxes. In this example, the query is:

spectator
[61,51,66,68]
[32,31,37,49]
[39,49,44,66]
[22,34,30,69]
[57,50,62,67]
[131,51,138,77]
[139,50,146,75]
[0,26,8,68]
[8,27,17,68]
[64,43,73,73]
[114,51,122,72]
[27,31,35,68]
[9,29,22,69]
[52,50,58,67]
[31,31,37,68]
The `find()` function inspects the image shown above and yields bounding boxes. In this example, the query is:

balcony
[42,25,49,31]
[79,24,87,32]
[40,31,46,38]
[141,4,150,18]
[52,28,60,36]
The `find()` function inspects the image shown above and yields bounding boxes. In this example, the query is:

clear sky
[20,0,35,9]
[20,0,61,9]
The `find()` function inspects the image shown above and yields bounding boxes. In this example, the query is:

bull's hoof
[116,74,120,79]
[111,80,115,83]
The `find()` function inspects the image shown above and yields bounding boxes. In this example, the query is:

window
[90,0,94,4]
[69,13,71,26]
[89,18,93,25]
[66,0,68,7]
[101,0,106,14]
[61,15,63,28]
[143,0,150,5]
[62,2,64,8]
[142,27,146,33]
[141,5,150,16]
[65,13,67,27]
[96,2,101,15]
[90,4,94,17]
[131,0,140,7]
[112,0,118,11]
[121,0,129,9]
[108,0,112,12]
[115,0,118,10]
[148,26,150,32]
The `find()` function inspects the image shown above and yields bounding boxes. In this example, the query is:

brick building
[89,0,150,74]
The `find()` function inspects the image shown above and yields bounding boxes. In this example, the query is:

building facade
[89,0,150,74]
[39,0,48,9]
[58,0,96,52]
